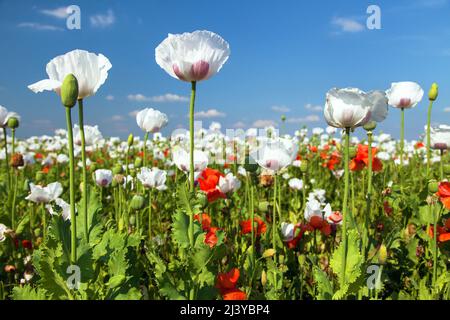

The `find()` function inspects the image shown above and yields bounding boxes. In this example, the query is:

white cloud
[40,7,69,19]
[332,17,364,33]
[105,95,115,101]
[128,110,139,118]
[443,107,450,112]
[271,105,291,113]
[233,121,246,129]
[127,93,188,103]
[111,115,124,121]
[286,115,320,124]
[305,103,323,112]
[18,22,64,31]
[90,9,115,28]
[252,120,277,128]
[194,109,226,119]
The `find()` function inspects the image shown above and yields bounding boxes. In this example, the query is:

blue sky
[1,0,450,140]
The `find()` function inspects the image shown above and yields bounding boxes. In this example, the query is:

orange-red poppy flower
[308,216,331,236]
[240,217,267,236]
[350,144,383,172]
[204,227,219,248]
[222,289,247,300]
[194,213,212,231]
[438,182,450,210]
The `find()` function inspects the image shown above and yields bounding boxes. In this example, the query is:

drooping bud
[60,74,79,108]
[35,171,44,183]
[281,115,286,122]
[300,160,308,173]
[363,120,377,132]
[127,134,134,147]
[428,83,438,101]
[113,165,124,175]
[7,117,19,129]
[130,195,145,210]
[428,179,439,194]
[134,157,142,169]
[261,270,267,287]
[378,244,388,265]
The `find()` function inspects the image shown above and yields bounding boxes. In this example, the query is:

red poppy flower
[309,145,318,153]
[308,216,331,236]
[21,240,32,250]
[222,289,247,300]
[206,189,226,203]
[198,168,224,193]
[35,153,43,159]
[429,224,450,243]
[350,144,383,172]
[415,142,425,149]
[285,224,312,249]
[240,217,267,236]
[216,268,240,293]
[194,213,212,231]
[437,182,450,210]
[205,227,219,248]
[42,166,50,174]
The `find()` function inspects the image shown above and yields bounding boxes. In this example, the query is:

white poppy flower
[288,178,303,191]
[57,154,69,164]
[324,88,372,129]
[73,125,103,146]
[137,167,167,191]
[136,108,169,133]
[218,173,241,194]
[281,222,295,242]
[430,124,450,150]
[25,182,63,204]
[386,82,424,109]
[0,105,20,128]
[326,126,337,135]
[367,90,388,123]
[172,147,209,173]
[28,49,112,99]
[94,169,113,187]
[0,224,10,242]
[304,198,323,222]
[155,30,230,82]
[251,138,298,172]
[46,198,71,221]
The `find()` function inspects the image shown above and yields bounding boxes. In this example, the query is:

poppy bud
[262,248,275,258]
[134,157,142,168]
[130,195,145,210]
[35,171,44,182]
[113,165,123,175]
[129,169,136,178]
[428,83,438,101]
[349,146,357,158]
[118,217,124,232]
[300,160,308,173]
[90,163,97,172]
[363,121,377,132]
[261,270,267,287]
[10,153,24,168]
[114,174,125,185]
[298,254,306,266]
[34,228,41,238]
[129,214,136,226]
[7,117,19,129]
[378,244,388,265]
[111,179,118,187]
[127,134,134,147]
[443,164,450,176]
[281,115,286,122]
[258,201,269,213]
[428,179,439,194]
[60,74,79,108]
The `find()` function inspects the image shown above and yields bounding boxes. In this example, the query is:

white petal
[28,79,61,94]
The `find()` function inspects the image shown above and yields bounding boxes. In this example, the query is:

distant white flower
[57,154,69,164]
[172,147,209,173]
[155,30,230,82]
[386,82,424,109]
[28,49,112,99]
[281,222,295,242]
[46,198,71,221]
[73,125,103,146]
[218,173,241,193]
[251,137,298,172]
[137,167,167,191]
[26,182,63,204]
[377,151,390,161]
[430,124,450,150]
[312,128,324,135]
[0,105,20,128]
[288,178,303,191]
[326,126,337,135]
[0,224,10,242]
[94,169,113,187]
[136,108,168,133]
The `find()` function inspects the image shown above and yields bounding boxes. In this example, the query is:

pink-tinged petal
[173,64,187,81]
[190,60,210,81]
[399,98,411,108]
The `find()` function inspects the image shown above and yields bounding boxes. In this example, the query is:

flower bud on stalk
[60,74,79,108]
[114,174,125,185]
[349,146,357,159]
[113,165,123,175]
[428,83,439,101]
[363,120,377,132]
[134,157,142,169]
[443,164,450,176]
[127,134,134,147]
[35,171,44,183]
[300,160,308,173]
[428,179,439,194]
[378,244,388,265]
[130,195,145,210]
[7,117,19,129]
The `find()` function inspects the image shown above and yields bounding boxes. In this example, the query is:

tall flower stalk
[340,128,351,283]
[2,128,10,190]
[426,83,438,177]
[78,99,89,241]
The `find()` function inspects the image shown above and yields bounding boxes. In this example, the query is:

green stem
[143,132,149,168]
[440,150,444,181]
[340,128,351,293]
[3,128,10,190]
[148,189,152,240]
[272,174,278,289]
[188,81,197,249]
[426,101,434,177]
[11,128,15,155]
[65,107,77,263]
[78,99,89,242]
[11,171,17,230]
[363,131,373,259]
[400,108,405,188]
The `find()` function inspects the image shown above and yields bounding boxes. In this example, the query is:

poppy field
[1,30,450,301]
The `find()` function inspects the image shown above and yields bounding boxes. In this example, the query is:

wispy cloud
[90,9,115,28]
[110,115,125,121]
[443,107,450,112]
[194,109,226,119]
[128,110,139,118]
[127,93,188,103]
[331,17,364,33]
[18,22,64,31]
[233,121,246,129]
[286,115,320,124]
[40,6,69,19]
[105,95,115,101]
[271,105,291,113]
[305,103,323,112]
[252,119,277,128]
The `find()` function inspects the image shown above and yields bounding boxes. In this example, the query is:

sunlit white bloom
[172,147,209,173]
[137,167,167,191]
[155,30,230,82]
[57,154,69,164]
[0,105,20,128]
[28,49,112,99]
[209,122,222,132]
[237,166,247,177]
[73,125,103,146]
[0,224,10,242]
[312,128,324,135]
[26,182,63,204]
[386,82,423,109]
[326,126,337,135]
[46,198,71,221]
[288,178,303,191]
[281,222,295,242]
[377,151,390,161]
[251,138,298,172]
[136,108,169,133]
[429,124,450,150]
[94,169,113,187]
[218,173,241,193]
[324,88,372,129]
[367,90,389,122]
[308,189,326,203]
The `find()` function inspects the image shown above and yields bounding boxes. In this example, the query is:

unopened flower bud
[428,179,439,194]
[261,270,267,287]
[114,174,125,185]
[113,165,123,175]
[127,134,134,147]
[428,82,438,101]
[35,171,44,182]
[281,115,286,122]
[134,157,142,168]
[300,160,308,173]
[130,195,145,210]
[378,244,388,265]
[60,74,79,108]
[90,163,97,172]
[443,164,450,176]
[363,121,377,132]
[258,201,270,213]
[349,146,357,159]
[129,214,136,226]
[7,117,19,129]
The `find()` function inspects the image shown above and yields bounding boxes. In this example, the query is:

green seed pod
[130,195,145,210]
[300,160,308,173]
[428,82,438,101]
[428,179,439,194]
[261,270,267,287]
[349,146,357,159]
[281,115,286,122]
[127,134,134,147]
[60,74,79,108]
[258,201,270,213]
[90,163,97,172]
[363,120,377,132]
[134,157,142,169]
[443,164,450,176]
[35,171,44,183]
[378,244,388,265]
[111,179,118,188]
[129,214,136,226]
[113,165,123,175]
[34,228,41,238]
[129,169,136,178]
[7,117,19,129]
